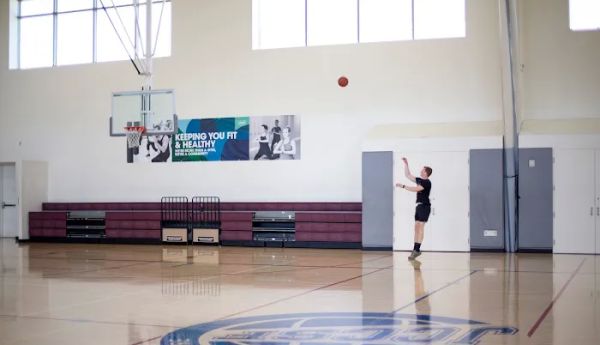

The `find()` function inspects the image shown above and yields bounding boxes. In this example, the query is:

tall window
[252,0,466,50]
[17,0,172,69]
[570,0,600,31]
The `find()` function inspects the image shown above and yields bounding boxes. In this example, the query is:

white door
[0,164,18,238]
[554,149,596,254]
[393,151,469,252]
[596,150,600,254]
[426,151,470,251]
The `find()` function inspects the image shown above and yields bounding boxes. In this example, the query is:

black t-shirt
[416,177,432,205]
[272,126,281,139]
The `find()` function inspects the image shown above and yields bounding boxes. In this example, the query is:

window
[57,11,94,65]
[19,15,53,69]
[16,0,172,69]
[360,0,412,43]
[252,0,305,49]
[307,0,358,46]
[570,0,600,31]
[252,0,465,50]
[414,0,465,40]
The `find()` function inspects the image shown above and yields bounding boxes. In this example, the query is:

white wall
[0,0,505,202]
[0,0,564,203]
[521,0,600,120]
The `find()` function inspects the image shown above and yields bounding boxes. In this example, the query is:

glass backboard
[110,89,177,136]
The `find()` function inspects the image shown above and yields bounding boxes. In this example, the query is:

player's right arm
[402,157,416,182]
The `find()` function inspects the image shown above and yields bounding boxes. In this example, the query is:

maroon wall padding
[43,202,361,212]
[221,221,253,231]
[221,212,253,221]
[43,203,162,211]
[295,223,361,233]
[106,212,161,221]
[296,212,362,223]
[105,230,161,239]
[29,228,67,237]
[218,202,361,212]
[29,212,66,238]
[105,212,161,239]
[296,232,361,242]
[35,202,362,243]
[221,231,253,241]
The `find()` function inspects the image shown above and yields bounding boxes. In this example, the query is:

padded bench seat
[31,202,362,247]
[29,212,66,238]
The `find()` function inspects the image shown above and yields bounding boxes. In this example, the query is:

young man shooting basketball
[396,157,433,260]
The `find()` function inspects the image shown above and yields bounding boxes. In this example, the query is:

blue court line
[389,270,479,315]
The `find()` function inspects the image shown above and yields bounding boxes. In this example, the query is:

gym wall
[0,0,598,202]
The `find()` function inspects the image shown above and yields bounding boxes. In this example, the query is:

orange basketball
[338,76,349,87]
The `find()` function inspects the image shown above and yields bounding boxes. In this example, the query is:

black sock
[413,243,421,252]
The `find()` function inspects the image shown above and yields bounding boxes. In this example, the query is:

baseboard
[221,240,264,247]
[516,248,552,253]
[470,248,506,253]
[285,241,361,249]
[23,237,162,245]
[362,246,392,251]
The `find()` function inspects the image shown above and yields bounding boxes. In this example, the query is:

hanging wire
[98,0,146,74]
[133,0,147,63]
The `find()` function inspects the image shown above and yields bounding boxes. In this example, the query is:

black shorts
[415,204,431,222]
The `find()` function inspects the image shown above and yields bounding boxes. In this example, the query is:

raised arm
[402,157,416,182]
[395,182,424,193]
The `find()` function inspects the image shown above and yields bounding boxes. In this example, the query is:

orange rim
[124,126,145,133]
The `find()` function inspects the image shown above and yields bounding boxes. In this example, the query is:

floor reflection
[0,240,599,345]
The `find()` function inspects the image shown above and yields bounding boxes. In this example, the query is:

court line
[24,253,393,270]
[40,261,155,278]
[0,314,175,329]
[389,270,479,315]
[526,258,587,337]
[129,266,392,345]
[216,266,391,321]
[131,335,163,345]
[331,254,393,267]
[26,253,582,274]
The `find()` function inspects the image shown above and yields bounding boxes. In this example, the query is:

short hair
[424,166,433,177]
[262,124,268,130]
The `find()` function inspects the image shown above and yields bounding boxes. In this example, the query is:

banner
[128,115,300,163]
[249,115,301,161]
[173,117,249,161]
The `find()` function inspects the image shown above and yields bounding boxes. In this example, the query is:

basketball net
[125,126,145,149]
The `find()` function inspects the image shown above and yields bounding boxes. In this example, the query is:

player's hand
[402,157,408,164]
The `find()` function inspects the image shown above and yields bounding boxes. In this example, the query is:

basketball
[338,76,348,87]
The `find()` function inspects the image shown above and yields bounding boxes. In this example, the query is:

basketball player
[396,157,433,260]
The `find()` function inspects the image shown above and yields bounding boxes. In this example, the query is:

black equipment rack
[190,196,221,229]
[161,196,189,231]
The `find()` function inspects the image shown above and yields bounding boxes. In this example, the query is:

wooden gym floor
[0,239,599,344]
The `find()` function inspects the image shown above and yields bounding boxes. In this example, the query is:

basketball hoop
[124,126,145,148]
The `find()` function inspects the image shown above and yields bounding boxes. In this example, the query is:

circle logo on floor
[160,312,518,344]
